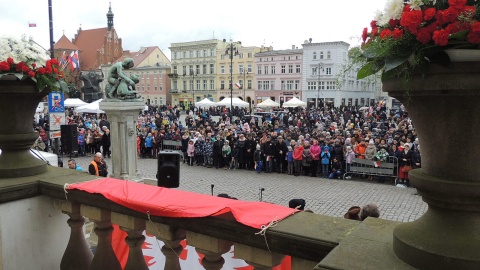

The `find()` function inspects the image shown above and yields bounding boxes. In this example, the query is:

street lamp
[225,40,239,115]
[316,62,324,109]
[242,68,250,113]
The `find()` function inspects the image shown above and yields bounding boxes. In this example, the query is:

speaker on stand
[60,124,78,158]
[157,151,180,188]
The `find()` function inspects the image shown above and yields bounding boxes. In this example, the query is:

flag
[235,82,242,89]
[59,51,67,70]
[67,51,75,70]
[28,22,36,27]
[72,50,80,70]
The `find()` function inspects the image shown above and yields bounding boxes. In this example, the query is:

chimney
[292,45,295,49]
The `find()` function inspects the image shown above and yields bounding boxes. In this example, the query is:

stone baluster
[55,200,93,270]
[146,221,186,270]
[235,243,284,270]
[111,212,148,270]
[81,205,121,270]
[186,231,232,270]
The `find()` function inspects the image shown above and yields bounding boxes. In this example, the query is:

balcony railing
[1,167,368,270]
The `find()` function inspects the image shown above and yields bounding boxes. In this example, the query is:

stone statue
[106,58,141,100]
[80,70,104,103]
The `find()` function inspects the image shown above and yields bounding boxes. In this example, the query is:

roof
[54,35,79,51]
[113,46,161,68]
[73,27,109,70]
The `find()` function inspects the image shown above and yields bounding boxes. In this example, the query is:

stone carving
[80,70,104,103]
[105,58,141,100]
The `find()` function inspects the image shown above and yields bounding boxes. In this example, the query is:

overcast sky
[1,0,387,59]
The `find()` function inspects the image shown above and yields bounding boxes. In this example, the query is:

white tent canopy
[74,99,105,114]
[257,98,280,108]
[64,98,87,107]
[282,97,307,108]
[216,97,249,107]
[195,98,217,108]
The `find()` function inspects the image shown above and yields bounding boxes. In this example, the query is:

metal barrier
[160,140,183,156]
[344,155,398,182]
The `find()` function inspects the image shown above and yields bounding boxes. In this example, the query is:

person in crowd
[360,204,381,221]
[254,144,263,173]
[244,133,256,170]
[274,136,288,173]
[203,136,214,168]
[88,152,108,177]
[398,143,413,186]
[365,139,377,180]
[329,156,343,179]
[67,159,83,171]
[222,140,231,170]
[344,206,361,221]
[301,140,311,176]
[213,135,224,169]
[355,138,367,159]
[309,139,321,177]
[262,135,275,173]
[101,126,111,158]
[145,132,154,158]
[344,146,355,180]
[181,131,189,163]
[287,146,294,175]
[85,128,94,157]
[293,140,304,177]
[194,135,205,166]
[187,139,195,166]
[320,145,331,178]
[235,133,247,169]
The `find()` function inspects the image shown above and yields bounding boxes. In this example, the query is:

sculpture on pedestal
[106,58,141,100]
[80,70,104,103]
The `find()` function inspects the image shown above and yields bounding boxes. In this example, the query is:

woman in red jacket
[293,140,304,177]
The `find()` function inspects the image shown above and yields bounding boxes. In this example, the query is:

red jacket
[355,143,367,159]
[293,145,304,160]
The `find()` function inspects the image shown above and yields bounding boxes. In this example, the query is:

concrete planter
[383,62,480,270]
[0,75,49,178]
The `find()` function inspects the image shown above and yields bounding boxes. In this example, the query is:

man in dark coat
[275,136,288,173]
[213,135,224,169]
[244,133,256,170]
[262,136,276,173]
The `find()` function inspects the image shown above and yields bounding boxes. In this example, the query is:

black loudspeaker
[60,124,78,153]
[157,151,180,188]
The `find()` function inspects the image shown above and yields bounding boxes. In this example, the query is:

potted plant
[0,35,65,178]
[354,1,480,269]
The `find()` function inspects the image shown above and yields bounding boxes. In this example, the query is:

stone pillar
[186,231,232,270]
[55,201,93,270]
[81,205,121,270]
[146,222,186,270]
[234,243,284,270]
[111,213,148,270]
[100,100,144,180]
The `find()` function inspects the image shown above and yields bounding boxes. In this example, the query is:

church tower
[107,2,114,30]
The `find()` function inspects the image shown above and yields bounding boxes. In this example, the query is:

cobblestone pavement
[71,155,427,223]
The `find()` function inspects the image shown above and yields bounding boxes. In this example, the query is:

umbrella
[282,97,307,108]
[75,99,105,113]
[216,97,249,107]
[64,98,87,107]
[257,98,280,108]
[195,98,217,108]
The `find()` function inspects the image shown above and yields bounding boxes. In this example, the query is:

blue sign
[48,92,65,113]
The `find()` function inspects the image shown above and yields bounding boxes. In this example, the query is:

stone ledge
[316,218,416,270]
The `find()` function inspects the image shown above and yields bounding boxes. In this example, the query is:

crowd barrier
[344,155,398,182]
[160,140,182,156]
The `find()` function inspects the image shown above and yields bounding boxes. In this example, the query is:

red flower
[53,68,58,74]
[433,29,449,46]
[443,7,460,24]
[32,63,36,68]
[36,67,46,75]
[28,71,35,77]
[467,30,480,43]
[380,29,392,39]
[424,8,437,21]
[370,20,377,28]
[400,9,424,33]
[389,19,400,29]
[0,61,10,71]
[471,21,480,34]
[392,28,404,39]
[416,27,433,44]
[6,58,14,64]
[362,28,368,43]
[448,0,467,9]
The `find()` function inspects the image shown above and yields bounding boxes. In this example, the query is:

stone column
[186,231,232,270]
[100,100,144,180]
[146,222,186,270]
[234,243,284,270]
[55,201,93,270]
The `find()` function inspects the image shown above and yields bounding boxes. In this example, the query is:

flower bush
[356,0,480,80]
[0,36,65,92]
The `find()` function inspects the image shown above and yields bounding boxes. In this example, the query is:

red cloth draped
[67,178,297,229]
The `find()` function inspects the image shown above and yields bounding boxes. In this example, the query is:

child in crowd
[187,139,195,166]
[231,144,239,170]
[222,140,231,170]
[287,146,294,175]
[254,144,263,173]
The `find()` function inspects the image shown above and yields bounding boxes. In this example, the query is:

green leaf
[362,46,378,59]
[384,57,408,72]
[357,61,384,80]
[449,30,468,40]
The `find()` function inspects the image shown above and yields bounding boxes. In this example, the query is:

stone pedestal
[100,100,143,180]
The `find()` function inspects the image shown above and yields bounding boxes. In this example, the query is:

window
[247,79,252,89]
[210,49,215,56]
[203,64,207,74]
[281,65,286,74]
[173,52,177,59]
[197,50,201,58]
[326,67,332,75]
[307,81,316,90]
[257,65,262,75]
[220,80,225,90]
[210,64,214,74]
[210,79,215,89]
[257,81,262,90]
[203,80,207,90]
[288,65,293,73]
[189,65,194,74]
[327,51,331,59]
[239,64,244,73]
[281,80,286,90]
[264,66,268,75]
[196,65,200,74]
[287,80,294,90]
[270,80,275,90]
[247,64,252,73]
[182,66,187,75]
[248,52,253,58]
[320,52,324,59]
[154,85,157,91]
[271,65,275,74]
[221,66,225,74]
[182,52,186,58]
[296,64,301,73]
[173,66,178,74]
[189,51,193,58]
[313,52,317,60]
[189,80,194,90]
[312,67,318,76]
[239,79,244,89]
[147,85,150,92]
[196,79,200,90]
[173,81,177,90]
[203,50,207,57]
[295,80,300,90]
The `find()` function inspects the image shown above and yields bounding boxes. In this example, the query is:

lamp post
[316,62,324,109]
[225,40,239,115]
